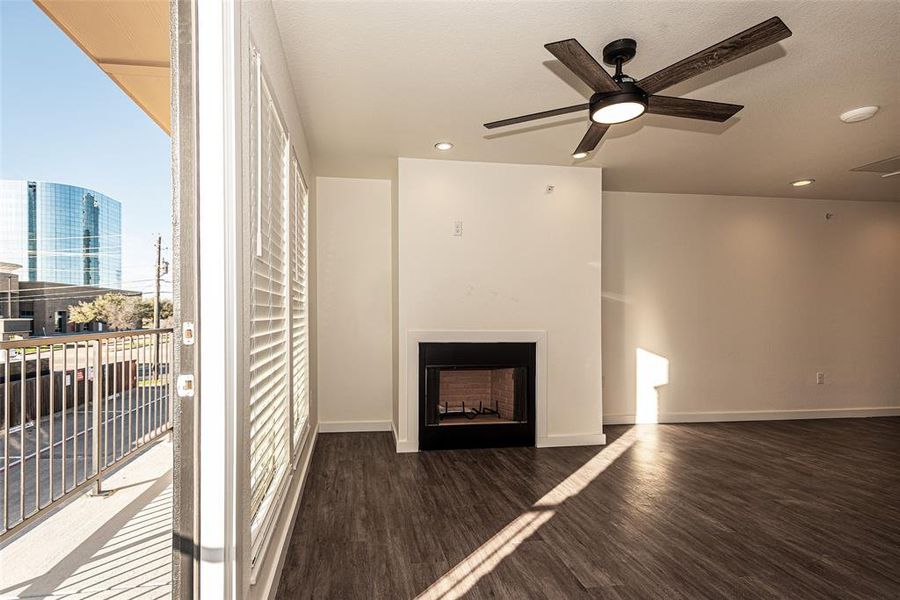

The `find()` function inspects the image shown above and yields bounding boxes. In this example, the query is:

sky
[0,0,172,299]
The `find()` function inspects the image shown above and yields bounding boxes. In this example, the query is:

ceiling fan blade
[646,95,743,122]
[638,16,792,95]
[574,122,610,154]
[545,39,620,93]
[484,103,589,129]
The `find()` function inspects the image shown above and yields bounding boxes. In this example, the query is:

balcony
[0,329,174,597]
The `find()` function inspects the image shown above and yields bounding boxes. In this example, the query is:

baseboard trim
[318,420,392,433]
[537,432,607,448]
[603,407,900,425]
[260,423,319,600]
[391,421,418,453]
[389,423,608,451]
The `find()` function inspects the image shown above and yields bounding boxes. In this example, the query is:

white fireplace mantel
[394,329,605,452]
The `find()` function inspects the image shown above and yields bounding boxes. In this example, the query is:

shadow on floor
[0,441,172,599]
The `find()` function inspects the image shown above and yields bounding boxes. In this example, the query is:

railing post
[91,339,103,495]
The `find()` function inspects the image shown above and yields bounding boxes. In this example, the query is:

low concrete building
[0,264,140,337]
[19,281,142,336]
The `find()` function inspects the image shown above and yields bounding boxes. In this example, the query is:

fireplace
[419,342,535,450]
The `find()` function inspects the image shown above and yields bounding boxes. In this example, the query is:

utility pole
[153,235,168,380]
[154,234,162,330]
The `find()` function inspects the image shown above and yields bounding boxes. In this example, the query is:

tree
[140,298,173,328]
[68,293,144,331]
[103,295,144,330]
[68,298,101,325]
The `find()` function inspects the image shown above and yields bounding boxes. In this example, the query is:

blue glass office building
[0,180,122,287]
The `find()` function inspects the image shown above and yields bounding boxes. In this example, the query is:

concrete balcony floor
[0,436,172,599]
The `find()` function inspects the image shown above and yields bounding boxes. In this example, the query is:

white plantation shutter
[249,53,290,549]
[289,158,310,449]
[247,49,312,565]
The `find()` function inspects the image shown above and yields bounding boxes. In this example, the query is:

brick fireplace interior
[434,368,523,425]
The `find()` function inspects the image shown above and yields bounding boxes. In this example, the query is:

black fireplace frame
[418,342,536,450]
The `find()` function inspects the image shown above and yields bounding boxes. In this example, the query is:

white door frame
[195,0,242,597]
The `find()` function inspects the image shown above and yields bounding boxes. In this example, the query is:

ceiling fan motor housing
[602,38,638,66]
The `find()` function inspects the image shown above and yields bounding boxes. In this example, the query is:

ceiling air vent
[851,155,900,178]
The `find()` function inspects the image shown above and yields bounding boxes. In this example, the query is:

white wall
[602,191,900,423]
[397,158,604,450]
[316,177,393,429]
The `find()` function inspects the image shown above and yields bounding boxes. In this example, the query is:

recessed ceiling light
[434,141,454,151]
[791,178,815,187]
[840,106,879,123]
[572,151,588,159]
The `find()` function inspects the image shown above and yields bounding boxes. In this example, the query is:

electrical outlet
[453,221,463,237]
[816,372,825,385]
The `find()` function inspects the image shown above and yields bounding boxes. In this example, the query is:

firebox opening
[419,342,536,450]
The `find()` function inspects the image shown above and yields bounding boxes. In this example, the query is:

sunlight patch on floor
[416,427,641,599]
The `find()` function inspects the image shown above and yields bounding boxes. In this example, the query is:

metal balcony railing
[0,328,174,540]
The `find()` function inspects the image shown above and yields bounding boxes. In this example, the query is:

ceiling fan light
[589,82,649,125]
[591,101,646,124]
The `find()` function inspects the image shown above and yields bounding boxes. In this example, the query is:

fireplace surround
[419,342,536,450]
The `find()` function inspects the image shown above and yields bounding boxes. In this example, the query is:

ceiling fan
[484,17,792,158]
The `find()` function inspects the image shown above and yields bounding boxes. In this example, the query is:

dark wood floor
[278,418,900,599]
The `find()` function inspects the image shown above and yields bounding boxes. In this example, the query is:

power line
[15,289,172,303]
[28,240,128,252]
[14,266,159,277]
[16,276,162,287]
[28,251,125,257]
[14,280,160,294]
[12,278,165,293]
[22,234,171,242]
[24,234,123,240]
[25,264,159,270]
[18,293,141,304]
[17,289,161,301]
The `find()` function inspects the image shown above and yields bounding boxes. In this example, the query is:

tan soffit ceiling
[273,0,900,202]
[34,0,170,134]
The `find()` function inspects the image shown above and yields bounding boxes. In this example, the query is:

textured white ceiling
[272,0,900,202]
